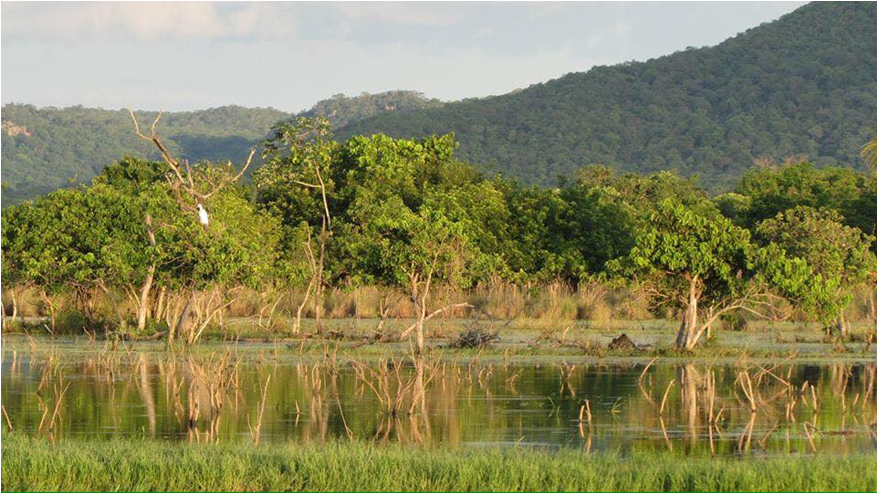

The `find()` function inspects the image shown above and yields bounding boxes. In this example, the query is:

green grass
[2,434,875,492]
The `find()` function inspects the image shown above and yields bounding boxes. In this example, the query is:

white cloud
[0,2,297,42]
[335,3,459,27]
[612,20,633,40]
[475,26,496,39]
[0,2,462,43]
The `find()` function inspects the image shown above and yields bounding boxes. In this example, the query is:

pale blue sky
[1,1,806,112]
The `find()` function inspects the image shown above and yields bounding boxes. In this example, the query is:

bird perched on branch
[197,203,210,227]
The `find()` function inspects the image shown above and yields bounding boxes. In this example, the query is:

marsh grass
[1,434,875,492]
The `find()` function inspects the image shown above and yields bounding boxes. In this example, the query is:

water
[2,338,875,456]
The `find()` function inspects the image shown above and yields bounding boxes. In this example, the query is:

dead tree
[129,110,255,342]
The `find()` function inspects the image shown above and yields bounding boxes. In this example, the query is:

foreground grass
[2,435,875,492]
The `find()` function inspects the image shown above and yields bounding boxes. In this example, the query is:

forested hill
[301,91,443,129]
[3,3,875,204]
[1,105,288,205]
[1,91,441,205]
[338,2,877,188]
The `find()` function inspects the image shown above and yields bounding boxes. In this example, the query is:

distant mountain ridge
[337,1,877,188]
[1,91,441,205]
[2,2,875,204]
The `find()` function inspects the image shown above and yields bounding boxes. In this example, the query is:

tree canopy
[3,120,875,349]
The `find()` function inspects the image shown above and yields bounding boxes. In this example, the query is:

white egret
[197,203,209,227]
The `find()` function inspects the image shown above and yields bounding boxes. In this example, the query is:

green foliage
[339,2,876,189]
[607,198,828,348]
[255,117,338,286]
[611,199,753,309]
[1,157,281,319]
[3,112,875,340]
[332,134,485,289]
[735,162,877,236]
[755,206,875,328]
[1,184,146,296]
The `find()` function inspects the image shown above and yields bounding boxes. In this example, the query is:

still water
[2,338,875,456]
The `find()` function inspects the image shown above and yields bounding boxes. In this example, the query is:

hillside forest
[2,2,875,205]
[1,91,440,205]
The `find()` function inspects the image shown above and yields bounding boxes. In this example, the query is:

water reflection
[1,343,875,456]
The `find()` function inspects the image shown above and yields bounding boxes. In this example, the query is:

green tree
[861,137,877,173]
[92,158,174,331]
[756,206,875,336]
[610,199,813,350]
[257,117,337,333]
[0,184,147,330]
[334,134,479,352]
[737,162,876,237]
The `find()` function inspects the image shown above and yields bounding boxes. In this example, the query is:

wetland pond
[2,337,875,457]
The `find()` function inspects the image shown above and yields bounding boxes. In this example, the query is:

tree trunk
[174,289,199,344]
[294,282,314,334]
[155,286,166,322]
[136,266,155,331]
[314,283,324,335]
[409,280,426,354]
[40,291,56,334]
[835,313,848,338]
[415,293,428,354]
[869,288,877,323]
[137,214,158,332]
[674,277,700,350]
[416,312,425,354]
[10,290,18,323]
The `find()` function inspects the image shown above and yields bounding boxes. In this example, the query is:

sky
[1,1,806,112]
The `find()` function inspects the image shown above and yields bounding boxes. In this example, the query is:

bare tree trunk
[136,214,159,331]
[413,285,428,354]
[294,282,314,334]
[375,294,398,334]
[835,313,848,338]
[39,290,57,333]
[314,223,328,335]
[416,311,425,354]
[10,290,18,323]
[166,292,182,339]
[674,315,689,349]
[155,286,166,323]
[675,277,700,350]
[136,268,155,331]
[174,289,198,344]
[314,283,324,334]
[870,287,877,323]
